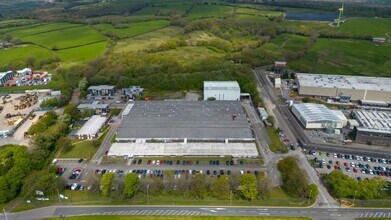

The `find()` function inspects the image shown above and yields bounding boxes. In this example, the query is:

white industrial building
[0,71,13,85]
[274,78,281,89]
[292,103,347,129]
[257,107,269,121]
[203,81,240,101]
[76,115,107,139]
[352,110,391,145]
[296,73,391,102]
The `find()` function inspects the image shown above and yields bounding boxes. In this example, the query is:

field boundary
[16,24,85,38]
[118,25,171,40]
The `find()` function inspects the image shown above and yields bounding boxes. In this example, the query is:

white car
[156,160,160,166]
[240,170,244,175]
[333,153,337,158]
[152,160,156,165]
[71,183,78,190]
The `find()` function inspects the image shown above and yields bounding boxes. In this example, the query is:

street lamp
[307,189,313,205]
[352,190,358,206]
[147,184,150,205]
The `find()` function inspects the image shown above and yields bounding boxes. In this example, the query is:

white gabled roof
[204,81,240,91]
[76,115,106,136]
[293,103,340,123]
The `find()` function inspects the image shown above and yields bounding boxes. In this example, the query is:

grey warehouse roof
[88,85,115,90]
[76,115,107,136]
[297,73,391,92]
[353,110,391,134]
[116,101,253,140]
[204,81,240,91]
[77,101,108,110]
[292,103,340,123]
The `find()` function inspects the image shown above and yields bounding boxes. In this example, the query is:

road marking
[365,213,368,217]
[128,210,138,215]
[374,212,378,217]
[258,213,270,216]
[388,213,391,218]
[102,212,112,215]
[378,213,384,217]
[369,213,373,217]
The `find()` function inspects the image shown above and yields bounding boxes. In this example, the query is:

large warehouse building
[352,110,391,145]
[203,81,240,101]
[292,103,347,129]
[296,73,391,102]
[108,101,258,157]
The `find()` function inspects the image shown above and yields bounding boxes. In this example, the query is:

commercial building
[77,101,109,114]
[274,78,281,89]
[0,71,13,85]
[75,115,107,139]
[87,85,115,96]
[292,103,347,129]
[110,101,257,157]
[16,68,32,75]
[352,110,391,145]
[296,73,391,102]
[203,81,240,101]
[257,107,269,121]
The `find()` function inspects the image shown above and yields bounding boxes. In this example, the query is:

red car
[334,165,338,170]
[147,160,151,165]
[353,168,358,173]
[283,139,289,142]
[343,162,348,167]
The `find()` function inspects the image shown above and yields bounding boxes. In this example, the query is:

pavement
[2,205,391,220]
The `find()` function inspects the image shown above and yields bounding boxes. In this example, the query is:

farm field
[6,22,82,38]
[289,38,391,77]
[0,45,54,68]
[187,5,234,20]
[95,20,170,39]
[234,14,271,23]
[20,25,107,49]
[236,8,283,17]
[114,26,181,53]
[55,41,107,62]
[269,34,309,51]
[133,2,191,16]
[338,18,391,37]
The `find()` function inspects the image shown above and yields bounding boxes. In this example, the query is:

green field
[0,44,54,67]
[280,20,329,32]
[95,20,170,39]
[20,25,106,49]
[114,26,181,53]
[269,34,309,51]
[133,2,191,16]
[234,14,271,23]
[59,140,97,160]
[338,18,391,37]
[187,5,234,20]
[55,41,107,62]
[236,8,283,17]
[46,216,309,220]
[155,46,225,64]
[289,38,391,77]
[7,22,82,38]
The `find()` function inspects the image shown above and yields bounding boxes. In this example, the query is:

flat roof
[77,101,108,110]
[76,115,106,136]
[88,85,115,90]
[292,103,340,123]
[116,101,253,140]
[353,110,391,134]
[108,142,258,157]
[204,81,240,91]
[297,73,391,92]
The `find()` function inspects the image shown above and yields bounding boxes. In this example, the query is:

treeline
[81,53,259,99]
[98,172,274,202]
[278,156,318,198]
[323,170,391,199]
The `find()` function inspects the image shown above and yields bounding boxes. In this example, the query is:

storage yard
[0,94,40,133]
[296,73,391,102]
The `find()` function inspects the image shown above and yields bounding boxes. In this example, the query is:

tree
[78,77,88,90]
[257,175,273,199]
[278,156,309,197]
[123,173,139,199]
[190,174,208,199]
[64,103,79,119]
[307,184,319,199]
[100,173,115,197]
[56,137,72,153]
[267,115,275,125]
[25,57,36,67]
[212,175,230,200]
[239,174,258,201]
[323,170,358,198]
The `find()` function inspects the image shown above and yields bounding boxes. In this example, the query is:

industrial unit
[203,81,240,101]
[109,101,257,157]
[0,71,13,85]
[296,73,391,102]
[87,85,115,97]
[292,103,347,129]
[77,101,109,115]
[75,115,107,139]
[352,110,391,145]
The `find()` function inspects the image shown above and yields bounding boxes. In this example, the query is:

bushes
[101,173,115,197]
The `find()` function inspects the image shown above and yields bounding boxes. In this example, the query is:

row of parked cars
[132,159,245,166]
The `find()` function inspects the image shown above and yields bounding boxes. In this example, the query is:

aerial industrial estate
[0,0,390,219]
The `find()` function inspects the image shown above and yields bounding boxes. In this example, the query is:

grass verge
[266,128,288,153]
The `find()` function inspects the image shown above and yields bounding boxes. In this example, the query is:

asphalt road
[2,206,391,220]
